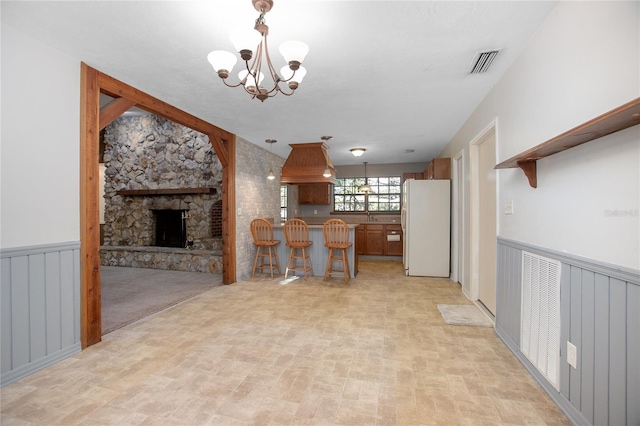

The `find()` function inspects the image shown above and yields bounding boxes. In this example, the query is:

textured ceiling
[2,1,557,166]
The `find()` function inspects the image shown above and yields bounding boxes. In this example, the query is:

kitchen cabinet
[298,183,332,205]
[402,172,423,182]
[357,223,403,256]
[384,224,403,256]
[424,158,451,180]
[356,226,366,255]
[365,224,384,255]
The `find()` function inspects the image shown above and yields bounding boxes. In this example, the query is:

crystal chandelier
[207,0,309,102]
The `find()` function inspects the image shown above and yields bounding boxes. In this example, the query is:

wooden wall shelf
[115,188,217,196]
[495,97,640,188]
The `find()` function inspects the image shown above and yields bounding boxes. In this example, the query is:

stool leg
[252,246,262,277]
[305,247,314,277]
[323,248,333,281]
[342,248,350,283]
[273,246,281,275]
[285,247,294,279]
[267,246,274,278]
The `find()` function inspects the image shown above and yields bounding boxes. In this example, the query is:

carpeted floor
[101,266,223,335]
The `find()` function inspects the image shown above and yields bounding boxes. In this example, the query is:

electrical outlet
[237,208,242,216]
[505,200,514,215]
[314,209,318,215]
[567,341,577,369]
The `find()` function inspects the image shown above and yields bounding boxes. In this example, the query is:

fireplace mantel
[115,188,217,196]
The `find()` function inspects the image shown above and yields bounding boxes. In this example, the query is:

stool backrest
[323,219,350,246]
[283,218,309,245]
[251,218,274,244]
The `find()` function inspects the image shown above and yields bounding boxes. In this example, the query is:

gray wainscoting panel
[272,226,357,279]
[495,242,521,345]
[0,242,81,387]
[496,237,639,426]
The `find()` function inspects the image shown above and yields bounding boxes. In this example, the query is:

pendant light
[266,139,277,180]
[359,161,372,193]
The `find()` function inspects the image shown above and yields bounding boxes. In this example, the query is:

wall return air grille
[520,251,561,390]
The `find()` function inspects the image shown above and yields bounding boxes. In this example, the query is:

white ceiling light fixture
[207,0,309,102]
[350,148,366,157]
[359,161,372,194]
[266,139,277,180]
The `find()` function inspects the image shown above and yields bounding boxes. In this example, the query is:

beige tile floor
[1,260,570,425]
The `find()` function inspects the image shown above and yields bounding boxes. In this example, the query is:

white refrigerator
[401,179,450,277]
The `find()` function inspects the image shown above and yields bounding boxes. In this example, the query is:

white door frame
[450,150,464,286]
[469,119,498,302]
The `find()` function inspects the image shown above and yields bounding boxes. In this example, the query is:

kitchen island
[272,223,359,278]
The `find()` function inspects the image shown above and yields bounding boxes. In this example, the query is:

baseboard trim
[495,326,589,426]
[1,343,81,387]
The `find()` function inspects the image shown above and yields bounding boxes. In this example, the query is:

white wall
[440,2,639,276]
[1,24,81,248]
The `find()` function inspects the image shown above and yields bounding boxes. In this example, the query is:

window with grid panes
[333,176,401,212]
[280,185,288,222]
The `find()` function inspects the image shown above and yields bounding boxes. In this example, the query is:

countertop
[273,223,360,229]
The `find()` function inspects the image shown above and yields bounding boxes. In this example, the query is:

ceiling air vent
[467,49,501,74]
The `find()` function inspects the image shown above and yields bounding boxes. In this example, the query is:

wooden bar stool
[322,218,352,283]
[283,218,314,279]
[250,218,281,278]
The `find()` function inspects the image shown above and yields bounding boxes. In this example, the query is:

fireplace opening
[152,209,188,248]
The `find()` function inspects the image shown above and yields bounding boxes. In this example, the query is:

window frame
[333,175,402,213]
[280,185,288,222]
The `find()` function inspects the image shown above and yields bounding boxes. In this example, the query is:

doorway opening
[81,64,236,348]
[451,150,464,289]
[469,120,498,316]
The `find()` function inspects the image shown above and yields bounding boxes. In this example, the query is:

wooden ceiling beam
[99,97,135,130]
[97,71,231,167]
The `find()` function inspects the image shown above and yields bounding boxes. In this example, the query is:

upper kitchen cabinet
[424,158,451,180]
[298,183,332,205]
[402,172,424,182]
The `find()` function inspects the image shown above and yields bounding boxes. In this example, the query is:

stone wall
[235,137,284,280]
[100,114,223,273]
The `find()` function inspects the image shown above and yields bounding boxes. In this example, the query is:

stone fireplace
[100,114,223,273]
[153,209,188,248]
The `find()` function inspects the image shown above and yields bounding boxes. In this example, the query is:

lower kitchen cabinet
[365,224,384,255]
[384,224,403,256]
[356,226,366,255]
[357,223,403,256]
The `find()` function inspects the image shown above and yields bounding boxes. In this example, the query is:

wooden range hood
[280,142,337,184]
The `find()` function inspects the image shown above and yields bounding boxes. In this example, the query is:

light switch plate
[505,201,514,215]
[567,341,577,369]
